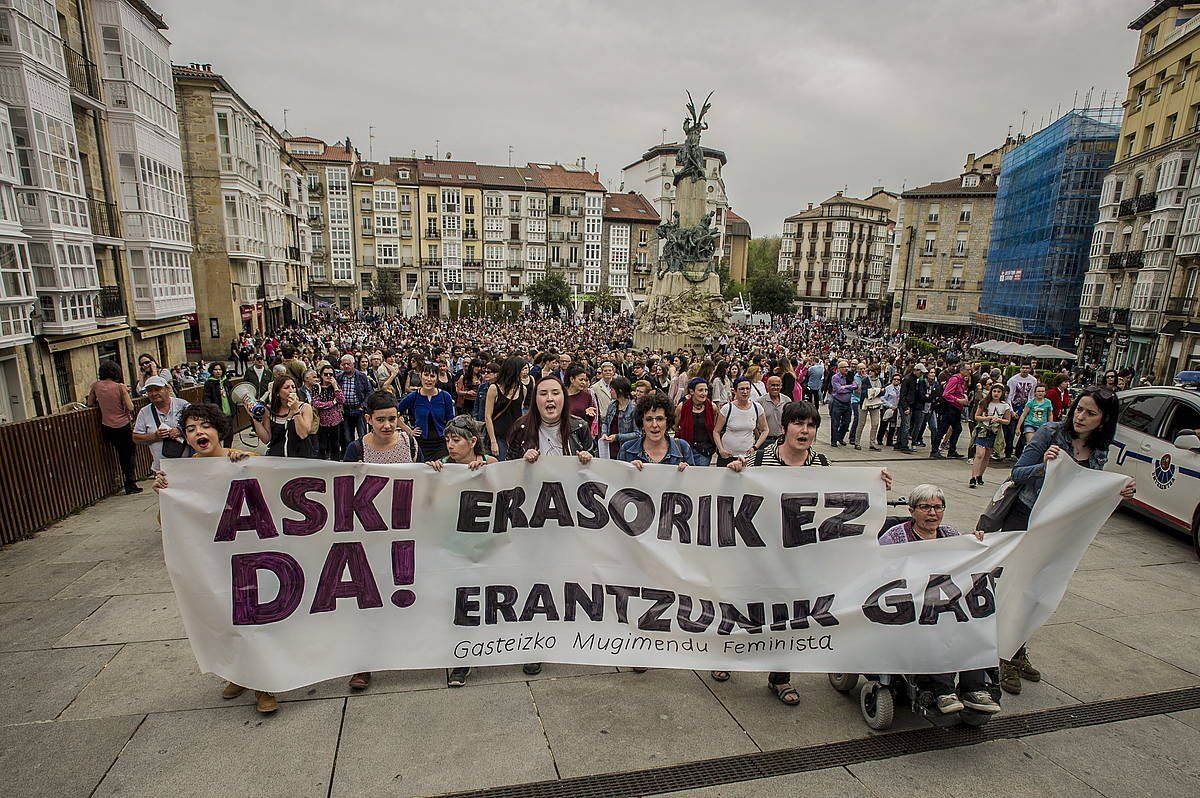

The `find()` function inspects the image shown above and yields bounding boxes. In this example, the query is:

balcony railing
[1096,307,1112,323]
[820,270,830,279]
[88,199,120,239]
[1108,250,1145,269]
[1165,296,1196,315]
[549,206,566,216]
[97,285,124,319]
[420,258,441,267]
[308,215,325,228]
[567,208,582,217]
[945,279,964,290]
[463,230,478,240]
[549,232,566,242]
[1112,308,1130,325]
[311,246,328,258]
[804,270,816,279]
[425,230,440,239]
[1118,192,1157,217]
[567,232,582,242]
[288,246,301,261]
[64,46,101,102]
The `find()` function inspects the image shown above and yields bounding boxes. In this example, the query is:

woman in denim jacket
[599,376,639,459]
[1000,386,1136,695]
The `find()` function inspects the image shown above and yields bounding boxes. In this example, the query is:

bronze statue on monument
[633,91,728,352]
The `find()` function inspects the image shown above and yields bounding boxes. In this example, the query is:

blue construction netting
[979,108,1122,343]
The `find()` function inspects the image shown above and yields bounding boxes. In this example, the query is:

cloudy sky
[157,0,1145,234]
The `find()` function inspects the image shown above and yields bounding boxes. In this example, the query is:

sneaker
[854,444,861,450]
[448,667,471,687]
[1012,650,1041,682]
[930,452,945,460]
[255,691,279,714]
[961,690,1001,714]
[977,475,985,485]
[937,693,965,714]
[947,451,965,459]
[999,661,1022,695]
[125,484,144,495]
[913,440,926,447]
[969,477,978,488]
[221,681,246,700]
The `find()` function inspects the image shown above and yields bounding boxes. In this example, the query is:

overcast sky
[157,0,1145,234]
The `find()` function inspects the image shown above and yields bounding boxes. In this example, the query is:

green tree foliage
[587,285,619,314]
[747,236,782,278]
[370,272,403,313]
[748,268,797,315]
[526,270,572,315]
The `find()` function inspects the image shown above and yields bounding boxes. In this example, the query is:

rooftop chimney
[871,185,884,195]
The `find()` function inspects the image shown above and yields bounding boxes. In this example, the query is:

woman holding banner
[506,374,593,675]
[998,386,1135,696]
[428,414,497,687]
[617,392,695,471]
[718,400,892,706]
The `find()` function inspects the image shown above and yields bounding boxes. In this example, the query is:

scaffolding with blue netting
[979,108,1123,344]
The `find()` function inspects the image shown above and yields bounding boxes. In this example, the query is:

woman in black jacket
[202,362,237,447]
[506,375,594,463]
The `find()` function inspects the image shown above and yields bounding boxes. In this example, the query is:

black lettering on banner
[605,584,641,623]
[718,601,766,634]
[716,494,765,547]
[677,594,716,632]
[493,488,528,534]
[609,489,654,536]
[575,482,610,529]
[484,585,519,623]
[696,494,713,546]
[818,492,869,541]
[564,582,604,621]
[965,566,1004,618]
[790,594,839,628]
[863,579,916,625]
[657,492,693,543]
[919,573,969,625]
[529,482,576,528]
[780,492,818,547]
[519,583,561,621]
[637,588,676,632]
[454,586,481,625]
[457,491,492,533]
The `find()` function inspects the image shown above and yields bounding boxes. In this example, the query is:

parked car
[1108,380,1200,558]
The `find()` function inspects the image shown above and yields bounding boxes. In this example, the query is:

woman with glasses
[135,354,170,397]
[311,366,346,460]
[999,386,1136,695]
[878,485,997,716]
[712,376,768,466]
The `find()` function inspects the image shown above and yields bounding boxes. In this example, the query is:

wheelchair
[827,499,1002,730]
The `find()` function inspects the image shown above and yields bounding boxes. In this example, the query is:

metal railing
[1112,308,1130,325]
[88,199,120,238]
[1165,296,1196,315]
[97,285,124,317]
[64,46,101,101]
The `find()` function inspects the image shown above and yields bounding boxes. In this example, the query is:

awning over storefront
[286,294,314,312]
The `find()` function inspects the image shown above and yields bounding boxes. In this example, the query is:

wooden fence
[0,386,250,546]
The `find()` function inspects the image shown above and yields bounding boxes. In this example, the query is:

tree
[526,270,572,315]
[587,285,619,314]
[748,267,797,316]
[370,272,403,314]
[746,236,782,279]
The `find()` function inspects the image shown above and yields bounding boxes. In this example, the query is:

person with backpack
[712,377,768,465]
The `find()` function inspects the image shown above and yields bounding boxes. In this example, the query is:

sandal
[770,682,800,706]
[710,670,731,682]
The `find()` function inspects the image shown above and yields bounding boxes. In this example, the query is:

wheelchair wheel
[828,673,859,693]
[860,681,894,730]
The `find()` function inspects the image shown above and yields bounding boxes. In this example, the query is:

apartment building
[1083,0,1200,378]
[476,163,546,310]
[0,99,34,422]
[175,63,303,359]
[413,157,482,317]
[531,161,605,297]
[778,189,896,320]
[351,158,417,311]
[601,190,658,309]
[283,135,357,311]
[895,142,1016,334]
[0,0,192,417]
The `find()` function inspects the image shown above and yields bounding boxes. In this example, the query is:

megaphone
[231,381,258,406]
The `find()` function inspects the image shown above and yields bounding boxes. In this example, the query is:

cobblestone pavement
[2,435,1199,797]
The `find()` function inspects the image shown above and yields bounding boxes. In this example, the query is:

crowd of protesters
[141,309,1137,715]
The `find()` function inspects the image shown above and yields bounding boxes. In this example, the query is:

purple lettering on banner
[391,480,413,530]
[281,477,328,536]
[391,539,416,607]
[309,542,384,613]
[231,551,304,625]
[215,479,279,542]
[332,475,388,533]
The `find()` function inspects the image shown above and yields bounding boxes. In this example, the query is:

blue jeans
[829,400,851,444]
[342,409,366,445]
[849,403,860,443]
[691,451,713,467]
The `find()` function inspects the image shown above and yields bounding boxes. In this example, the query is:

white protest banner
[160,455,1118,693]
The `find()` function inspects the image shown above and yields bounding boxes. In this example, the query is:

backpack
[930,381,949,413]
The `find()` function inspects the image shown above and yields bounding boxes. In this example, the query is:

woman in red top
[1046,375,1071,421]
[88,360,141,494]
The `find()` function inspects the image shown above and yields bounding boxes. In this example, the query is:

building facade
[722,209,751,286]
[1082,0,1200,378]
[778,189,895,320]
[531,161,605,303]
[352,159,417,312]
[283,135,357,311]
[175,63,306,359]
[0,0,193,418]
[601,190,658,309]
[895,142,1016,334]
[978,108,1121,346]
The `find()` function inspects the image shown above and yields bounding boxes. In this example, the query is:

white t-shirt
[134,397,190,471]
[982,401,1012,425]
[719,401,761,458]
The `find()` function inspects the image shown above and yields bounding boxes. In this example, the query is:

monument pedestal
[633,272,725,352]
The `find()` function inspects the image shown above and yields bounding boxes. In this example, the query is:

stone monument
[634,91,727,352]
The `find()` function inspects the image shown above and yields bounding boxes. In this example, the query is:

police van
[1108,372,1200,558]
